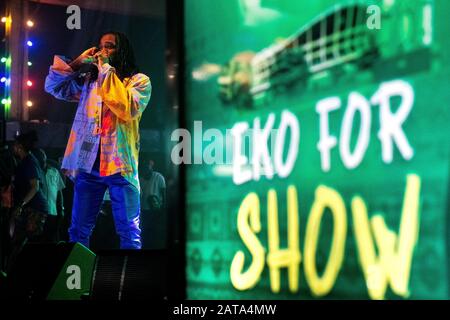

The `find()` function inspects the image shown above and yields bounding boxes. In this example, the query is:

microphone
[78,47,100,81]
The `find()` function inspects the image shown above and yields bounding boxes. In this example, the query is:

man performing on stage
[45,31,152,249]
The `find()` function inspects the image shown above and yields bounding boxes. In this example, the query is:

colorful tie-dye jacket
[45,55,152,192]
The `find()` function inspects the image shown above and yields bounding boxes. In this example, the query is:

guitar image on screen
[218,4,378,108]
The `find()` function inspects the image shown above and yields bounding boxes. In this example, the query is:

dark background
[26,1,167,130]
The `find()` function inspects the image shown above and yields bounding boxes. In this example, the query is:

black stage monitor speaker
[90,249,168,301]
[2,242,95,301]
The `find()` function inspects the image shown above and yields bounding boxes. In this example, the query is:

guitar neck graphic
[218,4,378,107]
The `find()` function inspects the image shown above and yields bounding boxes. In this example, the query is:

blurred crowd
[0,131,67,275]
[0,130,166,276]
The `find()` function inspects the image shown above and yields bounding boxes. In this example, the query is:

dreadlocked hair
[99,31,139,81]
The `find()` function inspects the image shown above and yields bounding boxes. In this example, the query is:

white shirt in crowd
[140,171,166,211]
[42,166,66,216]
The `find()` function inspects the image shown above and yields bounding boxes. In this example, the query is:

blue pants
[69,170,141,249]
